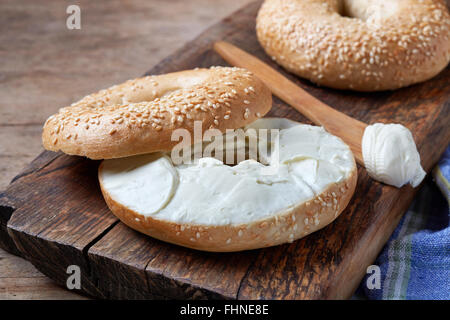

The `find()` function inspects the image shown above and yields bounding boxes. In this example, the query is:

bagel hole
[338,1,359,19]
[338,1,398,21]
[205,134,269,167]
[179,130,274,167]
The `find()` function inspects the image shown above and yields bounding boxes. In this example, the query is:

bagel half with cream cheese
[98,118,357,252]
[256,0,450,91]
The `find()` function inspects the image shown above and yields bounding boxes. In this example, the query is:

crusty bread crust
[42,67,272,159]
[98,159,357,252]
[256,0,450,91]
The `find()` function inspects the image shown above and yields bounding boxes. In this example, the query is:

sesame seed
[243,108,250,119]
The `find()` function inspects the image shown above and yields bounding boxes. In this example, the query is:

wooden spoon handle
[213,41,367,165]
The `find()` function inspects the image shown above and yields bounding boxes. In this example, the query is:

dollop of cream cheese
[100,118,355,225]
[362,123,426,188]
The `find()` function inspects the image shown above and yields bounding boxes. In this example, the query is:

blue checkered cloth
[356,145,450,300]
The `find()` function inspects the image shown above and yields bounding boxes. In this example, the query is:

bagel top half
[42,67,272,159]
[256,0,450,91]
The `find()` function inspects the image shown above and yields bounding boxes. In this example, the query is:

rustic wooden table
[0,0,251,300]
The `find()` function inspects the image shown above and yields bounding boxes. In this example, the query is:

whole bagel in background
[256,0,450,91]
[42,67,272,159]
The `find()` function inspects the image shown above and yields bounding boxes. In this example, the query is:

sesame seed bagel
[256,0,450,91]
[42,67,272,159]
[98,118,358,252]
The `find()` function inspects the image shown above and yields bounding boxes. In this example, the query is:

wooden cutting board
[0,0,449,299]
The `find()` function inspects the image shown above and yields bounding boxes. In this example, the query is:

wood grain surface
[0,0,252,300]
[1,0,449,300]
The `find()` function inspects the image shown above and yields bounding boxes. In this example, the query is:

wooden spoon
[213,41,367,165]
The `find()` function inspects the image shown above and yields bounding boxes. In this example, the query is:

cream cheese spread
[100,118,355,225]
[362,123,426,188]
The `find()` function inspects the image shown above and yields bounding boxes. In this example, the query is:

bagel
[42,67,272,159]
[98,118,357,252]
[256,0,450,91]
